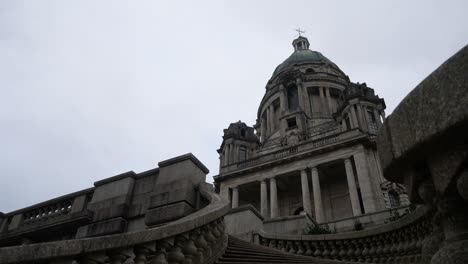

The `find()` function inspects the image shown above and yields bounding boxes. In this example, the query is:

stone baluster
[305,241,313,256]
[337,241,346,261]
[345,240,354,262]
[353,240,362,262]
[192,229,207,264]
[182,233,197,264]
[313,241,322,258]
[151,239,171,264]
[167,235,185,264]
[321,241,330,259]
[80,253,107,264]
[134,243,154,264]
[329,241,338,260]
[108,249,131,264]
[362,238,371,263]
[260,238,268,247]
[287,241,296,254]
[278,240,286,252]
[268,239,276,248]
[296,241,304,255]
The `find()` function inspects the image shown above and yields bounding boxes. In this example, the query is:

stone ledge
[94,171,137,187]
[0,189,230,264]
[158,153,210,174]
[227,205,264,221]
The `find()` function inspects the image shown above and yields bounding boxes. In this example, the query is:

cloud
[0,0,467,212]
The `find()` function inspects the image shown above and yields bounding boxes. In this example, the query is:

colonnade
[230,157,372,223]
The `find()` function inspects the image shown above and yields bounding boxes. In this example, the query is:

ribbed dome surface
[272,49,332,77]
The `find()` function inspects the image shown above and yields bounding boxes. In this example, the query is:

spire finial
[295,28,306,37]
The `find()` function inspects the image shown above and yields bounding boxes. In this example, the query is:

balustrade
[256,207,432,263]
[0,189,229,264]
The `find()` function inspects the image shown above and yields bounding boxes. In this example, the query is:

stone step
[217,236,344,264]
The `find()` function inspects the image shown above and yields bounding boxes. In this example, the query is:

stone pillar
[373,109,382,126]
[231,187,239,208]
[304,87,312,117]
[341,120,347,131]
[296,78,305,111]
[350,105,359,128]
[300,169,312,216]
[353,151,380,213]
[279,84,287,113]
[270,178,279,218]
[356,104,367,132]
[261,117,267,142]
[311,167,324,223]
[344,158,362,216]
[269,104,275,133]
[266,107,271,136]
[319,87,326,116]
[260,179,268,217]
[325,87,333,115]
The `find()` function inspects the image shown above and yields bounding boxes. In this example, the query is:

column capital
[309,166,318,172]
[279,84,285,91]
[232,186,239,191]
[269,177,277,182]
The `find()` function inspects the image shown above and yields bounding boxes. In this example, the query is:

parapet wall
[0,153,210,247]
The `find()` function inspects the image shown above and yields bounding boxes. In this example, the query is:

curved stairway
[217,236,344,264]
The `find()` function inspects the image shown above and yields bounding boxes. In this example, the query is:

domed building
[214,36,409,238]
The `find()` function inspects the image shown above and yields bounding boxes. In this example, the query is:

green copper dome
[272,49,332,77]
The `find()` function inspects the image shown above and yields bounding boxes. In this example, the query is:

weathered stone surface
[377,44,468,187]
[76,217,127,238]
[145,202,194,226]
[148,180,198,208]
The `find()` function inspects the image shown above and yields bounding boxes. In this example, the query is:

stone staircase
[217,236,343,264]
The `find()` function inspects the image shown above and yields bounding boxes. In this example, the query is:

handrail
[0,185,231,264]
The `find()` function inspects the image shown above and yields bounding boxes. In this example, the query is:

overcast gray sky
[1,0,467,213]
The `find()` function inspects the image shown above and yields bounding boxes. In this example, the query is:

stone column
[325,87,333,115]
[232,187,239,208]
[269,104,275,133]
[380,109,386,120]
[353,151,380,213]
[261,117,267,142]
[344,158,362,216]
[266,107,271,136]
[279,84,287,113]
[350,105,359,128]
[341,120,347,131]
[319,87,326,116]
[296,79,305,111]
[260,179,268,217]
[373,109,382,126]
[311,167,324,223]
[270,178,279,218]
[300,169,312,216]
[356,104,367,132]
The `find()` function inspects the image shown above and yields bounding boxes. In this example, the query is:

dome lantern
[292,36,310,51]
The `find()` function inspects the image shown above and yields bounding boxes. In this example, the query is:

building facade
[214,36,408,234]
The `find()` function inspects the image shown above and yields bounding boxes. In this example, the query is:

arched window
[388,190,401,208]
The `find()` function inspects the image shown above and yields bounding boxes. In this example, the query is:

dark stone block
[148,180,197,209]
[76,217,127,238]
[145,202,193,226]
